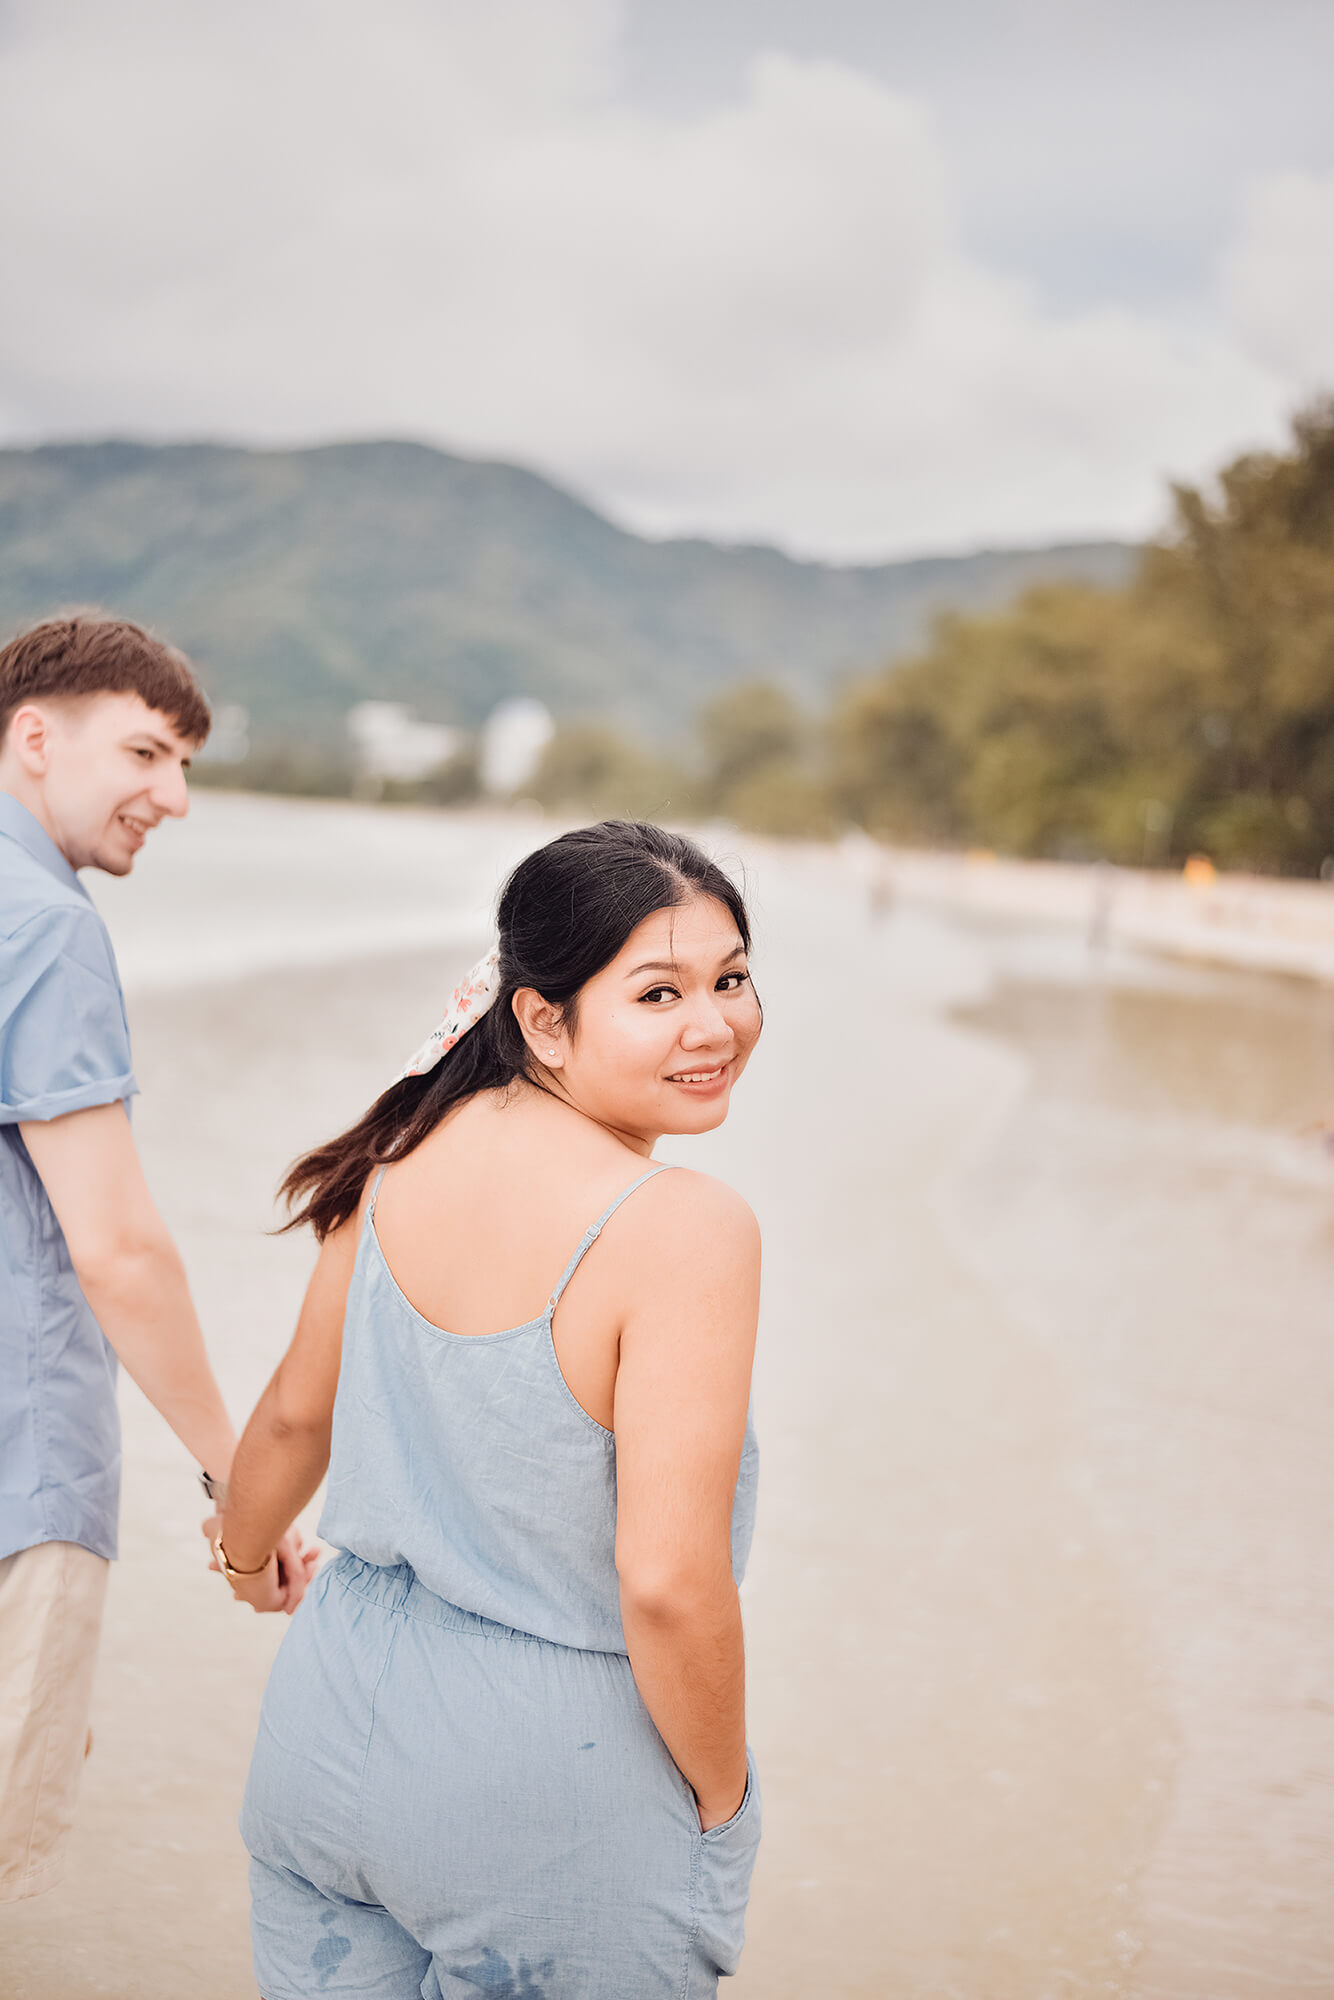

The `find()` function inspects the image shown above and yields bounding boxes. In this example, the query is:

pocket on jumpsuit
[692,1750,762,1977]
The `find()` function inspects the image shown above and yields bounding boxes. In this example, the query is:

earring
[548,1048,557,1058]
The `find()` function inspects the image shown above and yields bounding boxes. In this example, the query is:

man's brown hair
[0,612,212,746]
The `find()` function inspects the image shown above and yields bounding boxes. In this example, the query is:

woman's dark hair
[280,820,752,1240]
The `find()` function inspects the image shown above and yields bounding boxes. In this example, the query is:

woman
[211,821,764,1999]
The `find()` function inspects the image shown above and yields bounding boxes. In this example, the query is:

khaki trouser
[0,1539,109,1901]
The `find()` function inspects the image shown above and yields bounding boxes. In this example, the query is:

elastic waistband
[327,1552,613,1655]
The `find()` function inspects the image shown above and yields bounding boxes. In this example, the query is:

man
[0,613,307,1903]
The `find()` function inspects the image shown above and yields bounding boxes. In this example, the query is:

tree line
[526,400,1334,875]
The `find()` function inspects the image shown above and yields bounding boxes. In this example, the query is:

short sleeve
[0,902,138,1125]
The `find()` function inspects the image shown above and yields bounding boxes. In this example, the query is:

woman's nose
[679,995,732,1047]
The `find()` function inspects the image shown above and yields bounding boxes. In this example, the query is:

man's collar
[0,792,89,900]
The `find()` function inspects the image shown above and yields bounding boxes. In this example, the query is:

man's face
[30,691,199,875]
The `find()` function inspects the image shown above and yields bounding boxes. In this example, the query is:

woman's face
[548,894,762,1146]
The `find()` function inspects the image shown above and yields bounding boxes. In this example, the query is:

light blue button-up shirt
[0,793,138,1561]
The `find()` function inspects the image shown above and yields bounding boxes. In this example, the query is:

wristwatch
[199,1468,228,1507]
[211,1533,272,1586]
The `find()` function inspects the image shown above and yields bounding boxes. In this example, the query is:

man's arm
[21,1100,237,1479]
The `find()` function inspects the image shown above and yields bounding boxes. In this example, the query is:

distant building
[480,698,555,797]
[347,701,462,785]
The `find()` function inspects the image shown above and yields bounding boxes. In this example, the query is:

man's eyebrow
[126,731,181,756]
[625,944,746,979]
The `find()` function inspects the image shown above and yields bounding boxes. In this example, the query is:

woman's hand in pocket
[695,1774,747,1834]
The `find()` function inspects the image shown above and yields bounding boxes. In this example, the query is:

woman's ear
[511,988,565,1067]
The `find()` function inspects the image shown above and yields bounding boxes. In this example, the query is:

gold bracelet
[212,1534,273,1585]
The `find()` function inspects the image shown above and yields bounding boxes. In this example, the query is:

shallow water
[948,955,1334,1998]
[4,799,1332,1996]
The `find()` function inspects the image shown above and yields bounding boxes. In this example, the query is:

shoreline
[840,838,1334,984]
[94,786,1334,1000]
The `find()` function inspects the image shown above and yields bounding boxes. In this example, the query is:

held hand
[224,1551,288,1614]
[201,1514,315,1615]
[274,1526,321,1613]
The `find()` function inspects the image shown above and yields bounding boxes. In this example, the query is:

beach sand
[3,809,1332,1997]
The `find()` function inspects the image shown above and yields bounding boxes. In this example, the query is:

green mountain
[0,439,1134,746]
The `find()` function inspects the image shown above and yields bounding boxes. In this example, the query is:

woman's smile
[664,1057,734,1096]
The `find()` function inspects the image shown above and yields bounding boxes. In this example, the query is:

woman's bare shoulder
[600,1168,761,1357]
[618,1166,761,1270]
[653,1165,756,1225]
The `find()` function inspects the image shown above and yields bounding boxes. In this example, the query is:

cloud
[0,1,1321,556]
[1222,172,1334,392]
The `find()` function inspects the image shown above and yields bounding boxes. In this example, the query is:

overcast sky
[1,0,1331,559]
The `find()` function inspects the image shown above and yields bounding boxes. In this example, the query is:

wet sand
[3,811,1332,1997]
[950,963,1334,1996]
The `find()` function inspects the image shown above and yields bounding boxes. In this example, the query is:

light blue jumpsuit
[242,1164,761,1999]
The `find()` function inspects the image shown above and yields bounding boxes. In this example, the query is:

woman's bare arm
[612,1171,760,1830]
[212,1206,361,1607]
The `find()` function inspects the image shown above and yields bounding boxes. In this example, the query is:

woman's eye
[717,971,751,992]
[640,986,679,1004]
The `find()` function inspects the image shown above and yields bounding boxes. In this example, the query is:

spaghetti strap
[367,1165,388,1219]
[547,1163,675,1314]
